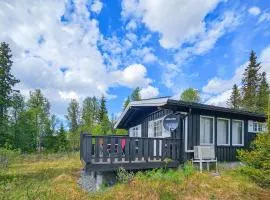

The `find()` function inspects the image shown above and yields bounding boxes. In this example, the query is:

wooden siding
[128,108,259,163]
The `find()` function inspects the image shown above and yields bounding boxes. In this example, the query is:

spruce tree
[0,42,19,146]
[256,72,269,113]
[99,95,110,134]
[227,84,241,109]
[57,123,68,151]
[130,87,141,101]
[241,50,261,112]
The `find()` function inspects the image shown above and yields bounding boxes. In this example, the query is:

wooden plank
[88,160,180,172]
[161,139,166,161]
[117,137,123,161]
[149,139,154,160]
[110,137,115,163]
[172,140,176,160]
[125,138,130,161]
[95,137,99,162]
[156,139,160,160]
[102,137,108,162]
[144,138,149,162]
[138,138,143,161]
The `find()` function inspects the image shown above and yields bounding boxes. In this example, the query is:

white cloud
[140,86,159,99]
[0,0,154,116]
[205,89,231,107]
[110,64,151,88]
[203,44,270,106]
[248,6,261,16]
[174,11,240,64]
[91,0,103,14]
[122,0,223,49]
[258,11,270,23]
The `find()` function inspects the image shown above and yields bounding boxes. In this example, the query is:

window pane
[232,121,243,145]
[200,117,213,144]
[217,119,229,145]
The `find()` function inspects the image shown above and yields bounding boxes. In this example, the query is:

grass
[0,153,269,200]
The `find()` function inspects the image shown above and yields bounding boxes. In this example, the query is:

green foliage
[57,123,69,152]
[237,132,270,187]
[130,87,141,101]
[241,50,262,112]
[256,72,269,113]
[0,42,20,147]
[0,147,20,168]
[227,84,241,109]
[116,167,134,183]
[66,99,80,134]
[180,88,200,102]
[123,96,130,110]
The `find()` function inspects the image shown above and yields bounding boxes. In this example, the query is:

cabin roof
[115,97,266,129]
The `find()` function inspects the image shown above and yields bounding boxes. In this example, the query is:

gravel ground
[77,170,97,192]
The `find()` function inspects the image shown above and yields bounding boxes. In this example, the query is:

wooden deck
[80,134,181,172]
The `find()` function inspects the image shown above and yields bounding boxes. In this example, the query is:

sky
[0,0,270,121]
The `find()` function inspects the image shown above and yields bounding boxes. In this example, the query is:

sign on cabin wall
[163,113,179,131]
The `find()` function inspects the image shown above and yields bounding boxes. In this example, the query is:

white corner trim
[114,97,169,129]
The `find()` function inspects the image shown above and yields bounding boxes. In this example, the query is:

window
[153,119,163,137]
[200,116,214,145]
[148,117,171,138]
[217,118,230,145]
[248,120,266,133]
[129,125,141,137]
[232,120,244,146]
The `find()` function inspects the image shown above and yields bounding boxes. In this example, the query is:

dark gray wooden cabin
[80,97,266,172]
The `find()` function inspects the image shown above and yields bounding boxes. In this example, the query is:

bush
[0,147,21,168]
[116,167,134,183]
[237,132,270,187]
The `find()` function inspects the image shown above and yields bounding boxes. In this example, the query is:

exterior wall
[127,107,261,163]
[185,111,259,162]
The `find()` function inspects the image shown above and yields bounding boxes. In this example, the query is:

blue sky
[0,0,270,121]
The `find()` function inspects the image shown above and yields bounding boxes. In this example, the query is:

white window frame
[129,124,141,137]
[200,115,215,145]
[148,116,171,138]
[232,119,244,146]
[153,118,163,137]
[217,118,230,146]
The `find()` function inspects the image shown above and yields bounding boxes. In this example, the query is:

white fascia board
[114,97,169,129]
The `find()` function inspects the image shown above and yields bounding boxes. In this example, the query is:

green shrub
[183,161,194,177]
[237,132,270,187]
[116,167,134,183]
[0,147,21,168]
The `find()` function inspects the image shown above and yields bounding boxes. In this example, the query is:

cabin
[80,97,266,172]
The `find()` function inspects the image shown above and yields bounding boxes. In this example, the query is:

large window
[200,116,214,145]
[129,125,141,137]
[232,120,244,146]
[153,119,163,137]
[217,118,230,145]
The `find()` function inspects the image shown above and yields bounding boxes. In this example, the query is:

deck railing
[80,134,181,164]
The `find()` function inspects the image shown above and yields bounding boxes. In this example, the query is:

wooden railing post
[84,134,92,164]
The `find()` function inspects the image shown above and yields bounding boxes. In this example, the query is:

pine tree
[0,42,19,146]
[130,87,141,101]
[256,72,269,113]
[242,50,261,112]
[227,84,241,109]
